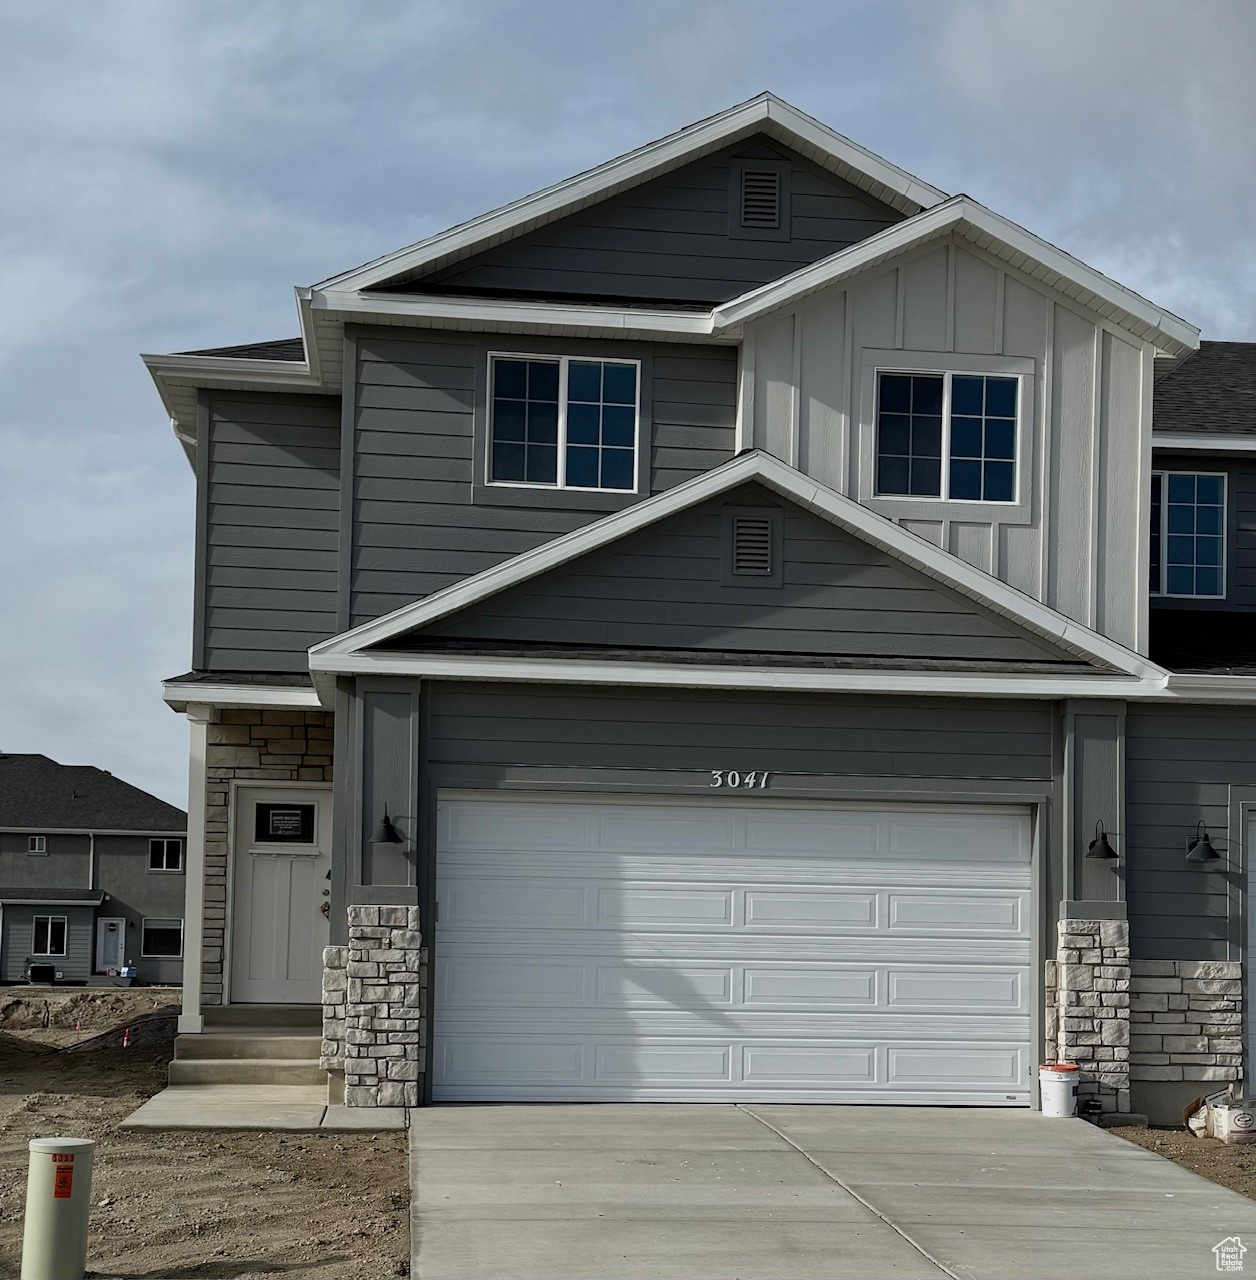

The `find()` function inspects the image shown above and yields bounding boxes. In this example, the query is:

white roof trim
[313,93,947,295]
[309,451,1163,682]
[713,197,1201,357]
[1153,432,1256,454]
[161,680,321,713]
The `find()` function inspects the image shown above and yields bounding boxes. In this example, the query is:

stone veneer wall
[202,709,334,1005]
[1129,960,1244,1086]
[321,906,429,1106]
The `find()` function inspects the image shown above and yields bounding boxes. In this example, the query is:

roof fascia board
[141,352,318,388]
[1153,433,1256,454]
[314,95,946,295]
[161,681,321,712]
[1163,674,1256,701]
[0,896,105,906]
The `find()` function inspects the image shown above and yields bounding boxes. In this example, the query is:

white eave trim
[309,450,1163,682]
[1153,432,1256,453]
[162,681,322,713]
[1163,673,1256,701]
[313,93,947,294]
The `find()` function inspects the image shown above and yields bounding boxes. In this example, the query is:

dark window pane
[912,375,944,415]
[1167,473,1195,503]
[1196,535,1223,568]
[878,414,911,456]
[984,377,1017,418]
[528,402,558,444]
[950,417,983,458]
[601,448,634,490]
[567,361,602,402]
[1166,503,1194,534]
[949,458,982,500]
[1196,503,1223,535]
[984,461,1015,502]
[1196,567,1221,596]
[528,361,560,400]
[1167,534,1193,565]
[1149,558,1161,594]
[951,375,984,416]
[879,374,912,414]
[910,457,941,496]
[985,418,1015,460]
[1167,565,1194,595]
[567,403,600,445]
[492,399,526,442]
[877,456,910,495]
[1196,474,1224,505]
[602,363,637,405]
[912,416,942,458]
[525,444,557,484]
[491,442,525,481]
[602,405,635,447]
[493,359,527,399]
[565,445,599,488]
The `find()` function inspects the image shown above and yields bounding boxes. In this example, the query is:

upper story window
[27,835,46,855]
[488,355,639,492]
[149,838,183,872]
[875,371,1018,503]
[1150,471,1226,598]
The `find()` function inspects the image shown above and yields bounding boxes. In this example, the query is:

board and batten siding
[743,238,1154,651]
[401,140,903,305]
[1125,705,1254,961]
[349,329,738,628]
[0,905,95,982]
[201,392,341,671]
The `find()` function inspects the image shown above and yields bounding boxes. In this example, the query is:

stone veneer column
[1049,918,1131,1113]
[1129,961,1244,1085]
[321,906,429,1106]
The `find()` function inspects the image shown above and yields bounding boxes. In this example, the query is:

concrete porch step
[175,1031,321,1061]
[168,1057,327,1086]
[203,1004,321,1029]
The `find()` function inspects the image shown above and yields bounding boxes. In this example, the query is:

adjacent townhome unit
[148,93,1253,1124]
[0,754,187,985]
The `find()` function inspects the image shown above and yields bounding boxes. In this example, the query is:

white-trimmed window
[1150,471,1226,598]
[487,354,640,492]
[32,916,66,957]
[148,838,183,872]
[875,370,1019,503]
[141,918,183,958]
[27,835,46,855]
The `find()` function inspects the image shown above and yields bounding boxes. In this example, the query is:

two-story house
[0,753,187,984]
[146,94,1251,1123]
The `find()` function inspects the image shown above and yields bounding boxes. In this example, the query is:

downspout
[88,833,95,891]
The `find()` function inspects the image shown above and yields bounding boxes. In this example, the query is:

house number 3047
[710,770,770,789]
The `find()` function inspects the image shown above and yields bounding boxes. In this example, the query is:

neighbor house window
[148,838,183,872]
[488,355,639,492]
[876,372,1018,503]
[141,918,183,958]
[27,835,46,855]
[32,916,66,957]
[1151,471,1226,598]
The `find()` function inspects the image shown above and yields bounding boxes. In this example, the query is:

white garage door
[433,794,1033,1104]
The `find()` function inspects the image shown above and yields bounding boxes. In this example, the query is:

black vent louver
[740,169,781,229]
[731,514,774,576]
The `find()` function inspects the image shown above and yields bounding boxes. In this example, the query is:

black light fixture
[373,805,403,844]
[1186,821,1220,864]
[1086,819,1118,861]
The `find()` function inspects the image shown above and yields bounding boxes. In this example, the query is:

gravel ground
[1115,1124,1256,1200]
[0,1021,409,1278]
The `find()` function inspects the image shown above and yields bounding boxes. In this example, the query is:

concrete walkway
[408,1104,1256,1280]
[121,1084,406,1130]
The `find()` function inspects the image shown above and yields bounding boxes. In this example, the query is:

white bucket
[1039,1063,1079,1118]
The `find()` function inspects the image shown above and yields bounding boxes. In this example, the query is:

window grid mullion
[940,371,953,500]
[556,355,569,490]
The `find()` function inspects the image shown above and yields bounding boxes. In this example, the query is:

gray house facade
[0,754,187,985]
[149,95,1251,1121]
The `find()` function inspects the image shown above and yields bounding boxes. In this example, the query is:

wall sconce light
[1086,820,1118,860]
[373,805,403,844]
[1186,821,1219,864]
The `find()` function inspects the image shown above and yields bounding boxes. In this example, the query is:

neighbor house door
[230,786,331,1004]
[95,917,126,971]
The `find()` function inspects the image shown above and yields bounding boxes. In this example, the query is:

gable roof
[0,755,186,832]
[310,452,1164,694]
[1152,340,1256,445]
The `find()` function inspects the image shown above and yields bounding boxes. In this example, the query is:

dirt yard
[1116,1124,1256,1200]
[0,999,409,1279]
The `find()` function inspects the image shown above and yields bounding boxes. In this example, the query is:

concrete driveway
[410,1104,1256,1279]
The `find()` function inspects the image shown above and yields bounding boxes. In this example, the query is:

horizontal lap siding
[1126,706,1255,961]
[351,332,737,627]
[204,394,341,671]
[412,141,901,304]
[0,905,95,982]
[426,685,1054,782]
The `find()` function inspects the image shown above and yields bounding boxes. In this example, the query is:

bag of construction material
[1186,1088,1231,1137]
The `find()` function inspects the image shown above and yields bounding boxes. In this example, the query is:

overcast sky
[2,0,1254,808]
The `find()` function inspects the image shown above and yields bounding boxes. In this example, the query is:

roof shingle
[1155,341,1256,436]
[0,755,185,832]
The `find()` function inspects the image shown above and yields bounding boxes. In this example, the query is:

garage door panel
[744,889,878,929]
[888,891,1025,935]
[744,966,878,1006]
[597,886,734,927]
[595,1043,732,1083]
[742,1044,878,1085]
[886,968,1025,1012]
[887,1044,1026,1087]
[596,964,734,1006]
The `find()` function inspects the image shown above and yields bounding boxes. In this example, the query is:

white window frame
[27,835,46,855]
[485,352,643,494]
[148,837,184,872]
[32,915,67,957]
[141,917,184,959]
[1150,469,1227,601]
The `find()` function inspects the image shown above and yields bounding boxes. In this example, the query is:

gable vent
[740,169,781,229]
[731,514,774,576]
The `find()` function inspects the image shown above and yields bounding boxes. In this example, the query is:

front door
[230,786,331,1004]
[95,917,126,972]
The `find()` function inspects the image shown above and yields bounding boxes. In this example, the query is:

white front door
[95,917,126,971]
[434,793,1034,1104]
[231,786,331,1004]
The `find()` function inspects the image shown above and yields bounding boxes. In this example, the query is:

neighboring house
[146,94,1251,1121]
[0,754,187,985]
